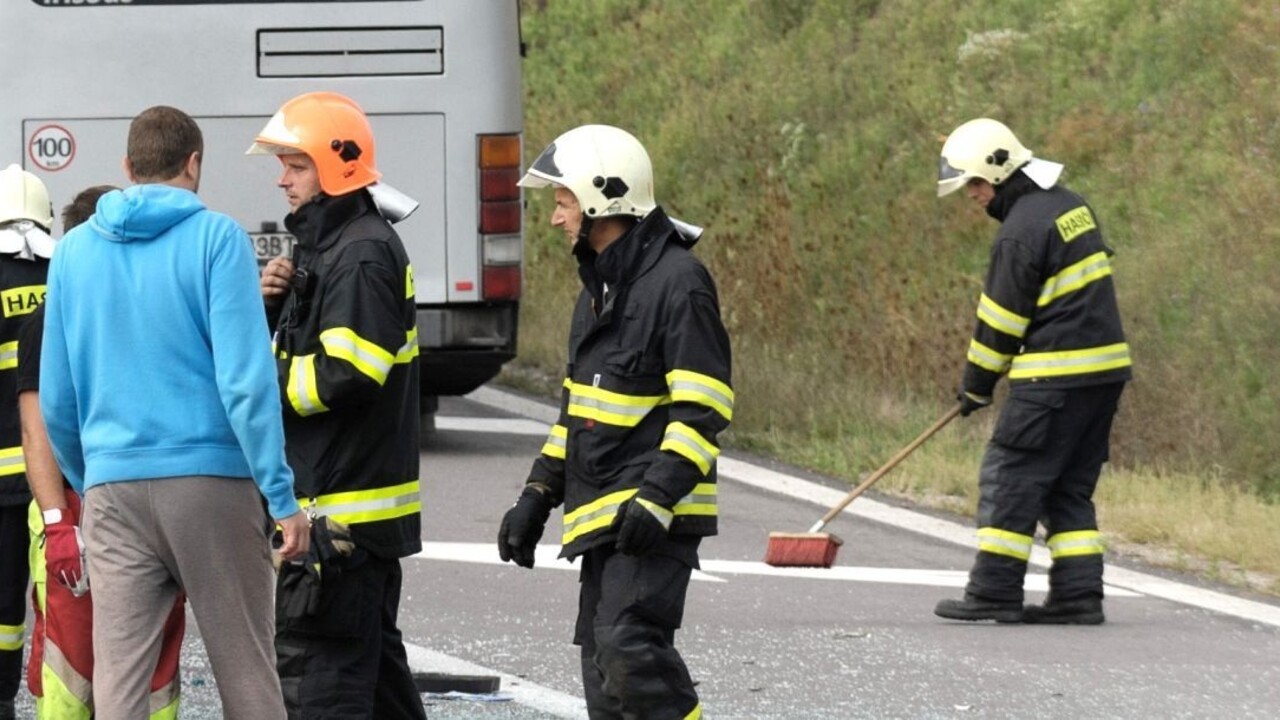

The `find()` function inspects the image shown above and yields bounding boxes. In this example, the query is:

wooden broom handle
[816,404,963,527]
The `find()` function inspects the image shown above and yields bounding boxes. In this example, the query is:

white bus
[3,0,525,415]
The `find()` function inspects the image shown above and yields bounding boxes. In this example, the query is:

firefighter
[22,185,186,719]
[0,164,57,720]
[932,118,1132,625]
[250,92,426,719]
[498,124,733,719]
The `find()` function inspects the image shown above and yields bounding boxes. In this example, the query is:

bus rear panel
[4,0,524,398]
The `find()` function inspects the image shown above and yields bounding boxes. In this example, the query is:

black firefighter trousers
[575,540,701,720]
[967,382,1125,604]
[276,552,425,720]
[0,503,28,702]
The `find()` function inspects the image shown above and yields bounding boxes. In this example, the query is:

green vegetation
[512,1,1280,592]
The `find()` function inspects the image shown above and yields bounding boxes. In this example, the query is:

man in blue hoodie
[39,105,310,720]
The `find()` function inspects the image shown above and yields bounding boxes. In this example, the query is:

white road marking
[414,541,726,582]
[463,386,1280,628]
[403,642,588,719]
[435,415,551,436]
[414,541,1140,595]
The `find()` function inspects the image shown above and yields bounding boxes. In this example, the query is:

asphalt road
[13,386,1280,719]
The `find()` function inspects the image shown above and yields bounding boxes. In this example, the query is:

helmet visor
[937,156,968,197]
[517,142,564,189]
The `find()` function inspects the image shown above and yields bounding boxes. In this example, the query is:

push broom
[764,404,963,568]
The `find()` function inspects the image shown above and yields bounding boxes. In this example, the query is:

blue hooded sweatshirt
[40,184,299,520]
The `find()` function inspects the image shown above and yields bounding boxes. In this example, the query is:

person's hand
[497,485,553,569]
[276,510,311,562]
[957,389,992,417]
[261,256,294,308]
[43,508,89,597]
[614,495,673,556]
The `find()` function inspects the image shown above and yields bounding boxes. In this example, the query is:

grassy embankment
[508,0,1280,593]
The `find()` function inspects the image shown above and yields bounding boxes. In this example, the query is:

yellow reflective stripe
[1048,530,1106,559]
[0,622,23,650]
[967,338,1013,373]
[685,702,703,720]
[40,648,94,718]
[320,327,395,385]
[1055,206,1097,243]
[675,483,719,517]
[0,340,17,370]
[1038,251,1112,307]
[0,445,25,476]
[660,422,719,476]
[405,264,415,299]
[566,382,666,427]
[635,497,673,530]
[666,369,734,421]
[396,326,419,363]
[541,424,567,460]
[562,484,718,545]
[976,294,1029,338]
[1010,342,1132,379]
[300,480,421,525]
[287,355,329,416]
[977,527,1033,561]
[563,488,633,544]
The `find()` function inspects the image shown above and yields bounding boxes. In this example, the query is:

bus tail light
[479,134,522,300]
[482,234,521,301]
[479,200,521,234]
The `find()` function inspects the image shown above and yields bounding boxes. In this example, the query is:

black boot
[0,698,15,720]
[1023,597,1105,625]
[934,593,1023,623]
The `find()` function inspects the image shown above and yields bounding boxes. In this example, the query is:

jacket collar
[985,169,1038,222]
[285,189,375,253]
[580,206,680,282]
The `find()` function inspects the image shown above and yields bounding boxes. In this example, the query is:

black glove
[497,484,553,569]
[276,517,356,620]
[278,560,322,619]
[957,389,992,417]
[614,494,673,556]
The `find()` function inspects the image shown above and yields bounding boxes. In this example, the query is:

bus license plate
[248,232,295,264]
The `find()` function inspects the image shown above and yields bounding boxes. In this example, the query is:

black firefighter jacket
[270,190,421,558]
[527,207,734,559]
[962,172,1132,400]
[0,255,48,506]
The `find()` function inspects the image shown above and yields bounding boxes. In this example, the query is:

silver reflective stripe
[967,339,1012,373]
[1048,531,1105,558]
[1010,343,1131,377]
[324,333,393,379]
[1038,251,1112,307]
[563,501,623,540]
[0,446,24,476]
[977,528,1033,560]
[662,427,717,474]
[0,341,16,370]
[977,294,1029,338]
[567,389,660,426]
[0,622,23,650]
[310,493,417,522]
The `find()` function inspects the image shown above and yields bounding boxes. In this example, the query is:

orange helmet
[246,91,381,196]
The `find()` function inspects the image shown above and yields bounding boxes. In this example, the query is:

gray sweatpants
[83,476,285,720]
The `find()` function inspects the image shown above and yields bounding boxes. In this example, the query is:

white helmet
[0,164,53,231]
[518,124,655,218]
[937,118,1037,197]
